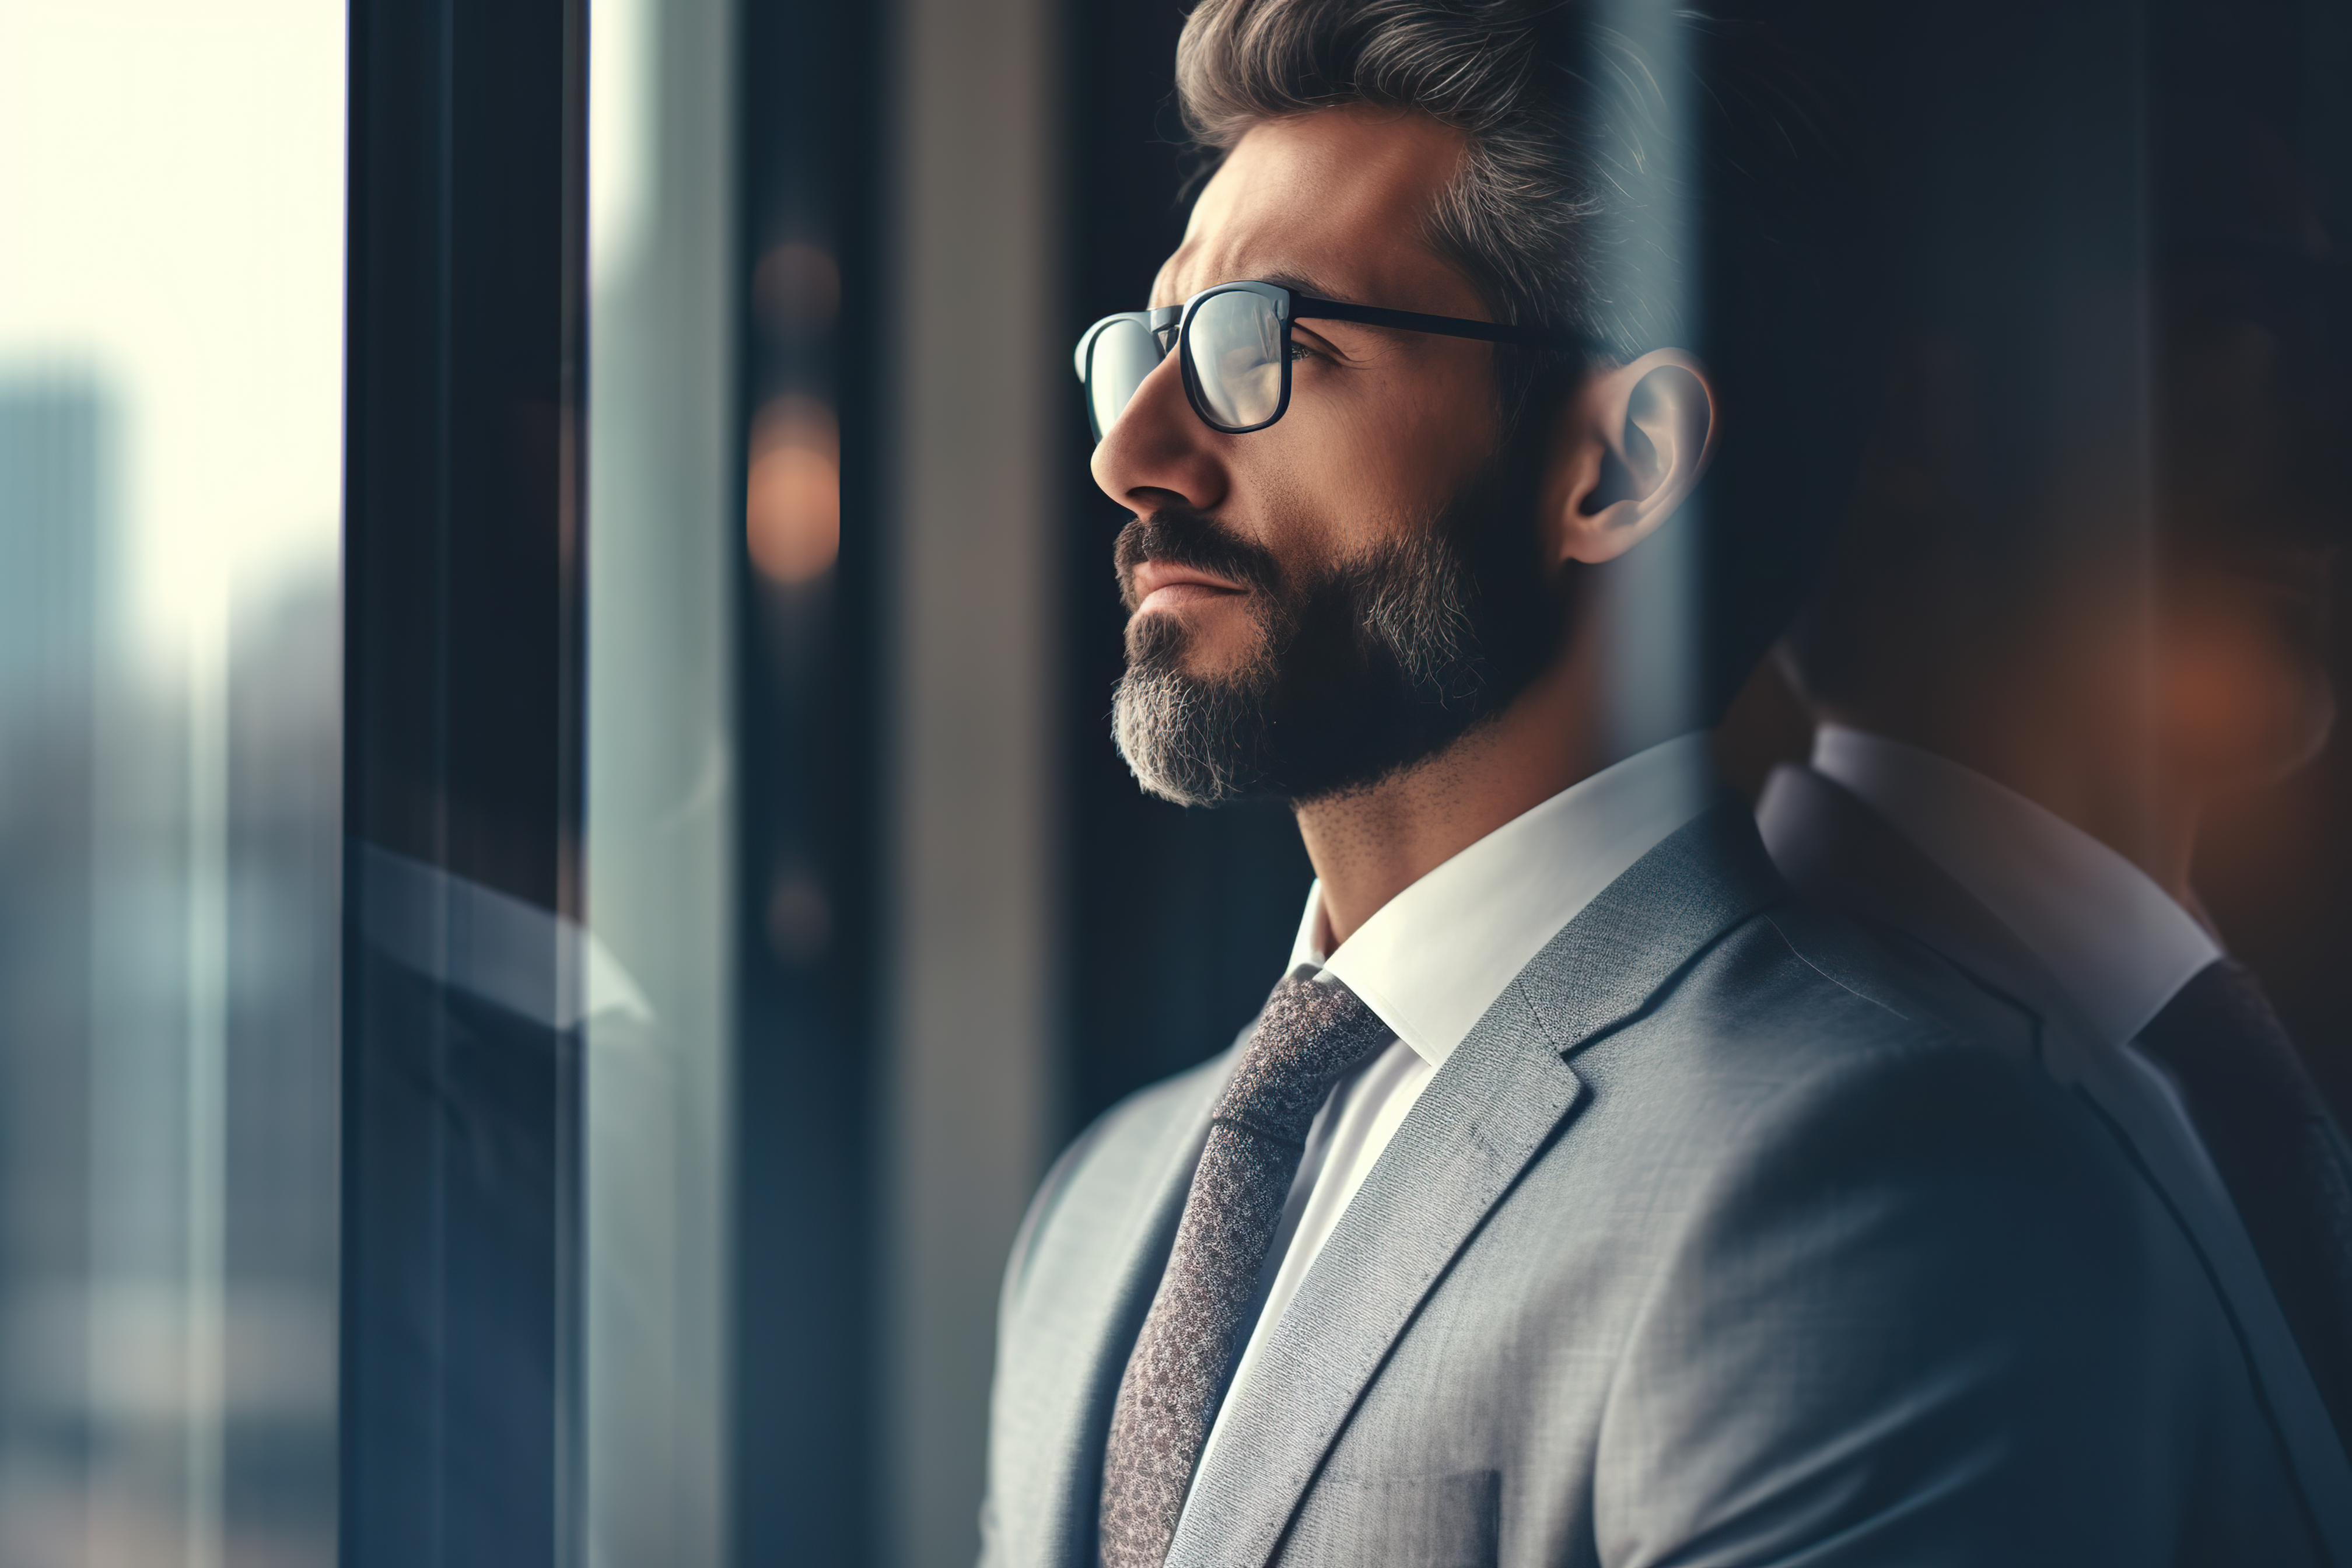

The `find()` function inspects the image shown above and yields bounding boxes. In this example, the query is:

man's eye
[1287,340,1322,363]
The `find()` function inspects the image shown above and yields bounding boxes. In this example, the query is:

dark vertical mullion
[732,0,886,1558]
[550,4,589,1559]
[341,0,587,1564]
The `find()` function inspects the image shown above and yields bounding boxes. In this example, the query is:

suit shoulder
[1636,901,1966,1071]
[1002,1044,1234,1301]
[1592,903,2087,1172]
[1757,898,2042,1063]
[1042,1045,1232,1210]
[1554,908,2164,1289]
[1078,1044,1235,1162]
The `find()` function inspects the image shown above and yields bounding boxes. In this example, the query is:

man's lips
[1129,558,1251,613]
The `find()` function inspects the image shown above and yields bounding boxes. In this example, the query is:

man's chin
[1109,660,1275,808]
[1125,606,1265,677]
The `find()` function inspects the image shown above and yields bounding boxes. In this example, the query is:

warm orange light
[747,394,840,583]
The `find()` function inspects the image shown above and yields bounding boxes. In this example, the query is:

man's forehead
[1150,108,1481,314]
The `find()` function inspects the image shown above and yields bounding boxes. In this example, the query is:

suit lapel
[1758,764,2352,1558]
[1167,803,1785,1568]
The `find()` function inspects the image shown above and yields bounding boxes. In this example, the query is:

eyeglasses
[1073,279,1601,439]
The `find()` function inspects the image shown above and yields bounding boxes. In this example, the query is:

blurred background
[0,0,2346,1565]
[0,2,344,1560]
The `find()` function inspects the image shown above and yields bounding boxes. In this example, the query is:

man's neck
[1295,642,1652,947]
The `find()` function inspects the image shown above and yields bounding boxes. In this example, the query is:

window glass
[584,0,736,1562]
[0,2,345,1562]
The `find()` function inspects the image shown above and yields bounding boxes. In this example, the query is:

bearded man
[978,2,2344,1564]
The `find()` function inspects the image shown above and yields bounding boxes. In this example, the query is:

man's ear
[1540,349,1719,569]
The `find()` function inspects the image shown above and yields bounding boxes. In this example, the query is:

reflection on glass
[584,0,736,1562]
[1087,317,1158,441]
[0,3,345,1562]
[746,394,842,584]
[1188,290,1283,428]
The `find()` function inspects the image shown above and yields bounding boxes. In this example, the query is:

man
[983,2,2345,1563]
[1760,1,2352,1518]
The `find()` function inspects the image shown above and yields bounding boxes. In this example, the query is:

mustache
[1114,510,1283,611]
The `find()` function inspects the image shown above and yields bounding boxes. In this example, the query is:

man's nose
[1090,349,1228,516]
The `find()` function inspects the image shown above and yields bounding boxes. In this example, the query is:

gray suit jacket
[983,803,2324,1567]
[1757,761,2352,1559]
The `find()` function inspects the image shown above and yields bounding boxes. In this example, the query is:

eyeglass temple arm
[1290,294,1604,355]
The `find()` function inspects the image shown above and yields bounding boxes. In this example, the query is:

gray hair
[1171,0,1881,715]
[1178,1,1710,359]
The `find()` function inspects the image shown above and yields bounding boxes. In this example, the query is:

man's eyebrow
[1258,270,1357,306]
[1155,269,1360,310]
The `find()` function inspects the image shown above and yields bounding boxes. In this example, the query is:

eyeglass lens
[1185,290,1284,430]
[1087,317,1161,439]
[1084,291,1291,439]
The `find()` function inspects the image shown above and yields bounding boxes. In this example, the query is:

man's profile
[979,2,2344,1563]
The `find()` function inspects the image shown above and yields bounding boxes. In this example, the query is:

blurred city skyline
[0,2,346,1560]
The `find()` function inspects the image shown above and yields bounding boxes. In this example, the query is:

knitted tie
[2137,959,2352,1447]
[1098,970,1394,1568]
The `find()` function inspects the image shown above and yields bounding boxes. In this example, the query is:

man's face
[1093,107,1559,804]
[2148,124,2348,792]
[2150,246,2339,792]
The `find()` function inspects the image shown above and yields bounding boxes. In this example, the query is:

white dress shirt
[1810,725,2221,1049]
[1193,731,1717,1478]
[1806,725,2236,1207]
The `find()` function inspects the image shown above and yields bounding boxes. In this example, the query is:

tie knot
[1213,972,1394,1146]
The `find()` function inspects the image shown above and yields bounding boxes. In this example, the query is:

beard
[1110,449,1562,806]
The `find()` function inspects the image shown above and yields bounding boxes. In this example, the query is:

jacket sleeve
[976,1112,1116,1568]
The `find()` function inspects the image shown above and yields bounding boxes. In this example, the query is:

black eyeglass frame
[1073,279,1609,438]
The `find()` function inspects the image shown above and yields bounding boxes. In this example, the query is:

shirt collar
[1811,724,2220,1046]
[1286,732,1717,1069]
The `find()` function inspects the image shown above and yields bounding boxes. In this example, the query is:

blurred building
[0,372,340,1566]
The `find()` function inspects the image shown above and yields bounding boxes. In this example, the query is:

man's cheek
[1269,424,1463,563]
